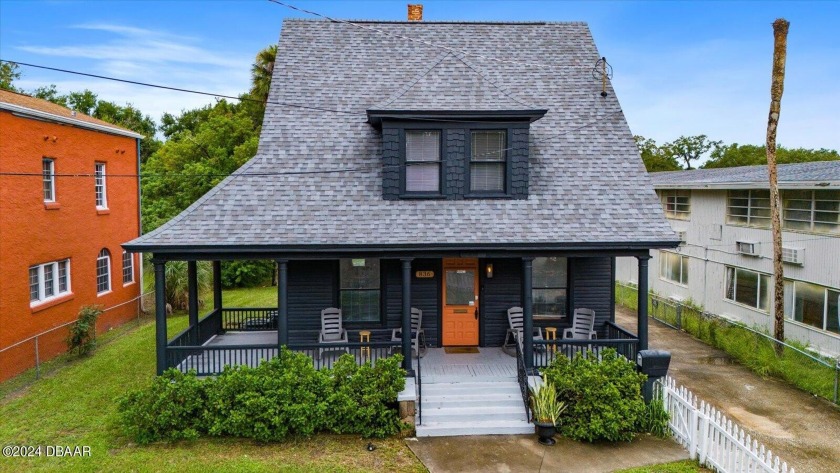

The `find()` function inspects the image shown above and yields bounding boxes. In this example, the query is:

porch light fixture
[486,263,494,279]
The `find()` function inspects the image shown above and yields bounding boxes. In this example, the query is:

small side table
[359,330,371,361]
[545,327,557,352]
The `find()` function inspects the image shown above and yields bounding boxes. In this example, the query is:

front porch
[152,253,653,380]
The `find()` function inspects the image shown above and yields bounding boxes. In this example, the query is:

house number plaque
[415,271,434,278]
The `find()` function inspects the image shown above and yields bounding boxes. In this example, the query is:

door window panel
[446,270,474,305]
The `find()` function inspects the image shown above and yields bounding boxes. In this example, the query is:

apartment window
[42,158,55,202]
[659,251,689,285]
[122,251,134,284]
[339,258,380,323]
[660,190,690,219]
[725,266,770,311]
[782,190,840,234]
[784,280,840,335]
[470,130,506,193]
[96,249,111,294]
[29,259,71,305]
[94,163,107,209]
[727,190,770,228]
[532,257,568,317]
[405,131,441,193]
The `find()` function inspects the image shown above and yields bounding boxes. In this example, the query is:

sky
[1,0,839,151]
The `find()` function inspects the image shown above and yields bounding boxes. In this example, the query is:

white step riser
[422,413,526,424]
[421,384,520,395]
[416,424,534,437]
[422,398,523,409]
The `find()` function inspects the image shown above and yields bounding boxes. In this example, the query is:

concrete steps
[415,380,532,437]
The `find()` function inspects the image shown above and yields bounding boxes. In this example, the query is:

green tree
[703,143,839,168]
[664,135,723,170]
[0,61,21,92]
[634,135,681,172]
[250,44,277,106]
[32,84,68,107]
[66,89,99,114]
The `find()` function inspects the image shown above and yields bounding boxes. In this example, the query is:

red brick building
[0,90,143,381]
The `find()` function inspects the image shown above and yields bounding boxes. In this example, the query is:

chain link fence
[616,281,840,404]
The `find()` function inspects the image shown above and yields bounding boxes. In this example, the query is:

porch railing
[165,340,402,376]
[532,322,639,369]
[221,307,277,331]
[166,309,222,368]
[514,338,532,423]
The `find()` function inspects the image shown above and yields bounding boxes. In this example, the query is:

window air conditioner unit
[736,241,759,256]
[782,247,804,266]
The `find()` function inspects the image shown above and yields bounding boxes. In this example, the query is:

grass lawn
[222,285,277,307]
[616,460,710,472]
[0,309,425,472]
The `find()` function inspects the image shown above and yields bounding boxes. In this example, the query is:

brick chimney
[408,4,423,21]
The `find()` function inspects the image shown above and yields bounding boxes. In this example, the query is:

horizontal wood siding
[481,258,523,347]
[572,256,615,337]
[288,260,337,344]
[384,259,441,347]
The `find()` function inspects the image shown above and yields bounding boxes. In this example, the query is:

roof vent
[408,4,423,21]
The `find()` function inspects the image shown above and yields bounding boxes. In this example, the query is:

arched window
[96,249,111,294]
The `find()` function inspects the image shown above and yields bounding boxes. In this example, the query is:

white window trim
[660,190,690,220]
[659,251,689,287]
[97,250,112,295]
[782,190,840,235]
[726,189,770,229]
[95,162,108,209]
[723,266,770,314]
[43,158,56,203]
[122,251,135,286]
[29,259,72,307]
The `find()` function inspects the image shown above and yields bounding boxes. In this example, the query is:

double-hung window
[532,257,568,318]
[339,258,380,323]
[660,190,690,219]
[29,259,71,305]
[94,163,107,209]
[470,130,506,193]
[405,131,441,193]
[784,280,839,335]
[43,158,55,202]
[122,251,134,284]
[724,266,770,311]
[659,251,689,285]
[727,190,770,228]
[96,249,111,294]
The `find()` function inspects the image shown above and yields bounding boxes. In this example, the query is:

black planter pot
[534,421,556,446]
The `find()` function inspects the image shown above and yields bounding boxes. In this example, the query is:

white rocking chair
[319,307,349,357]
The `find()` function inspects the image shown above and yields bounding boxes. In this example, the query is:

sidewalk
[407,434,688,473]
[617,305,840,473]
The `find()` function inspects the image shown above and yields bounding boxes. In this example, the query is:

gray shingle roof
[126,19,677,251]
[651,161,840,189]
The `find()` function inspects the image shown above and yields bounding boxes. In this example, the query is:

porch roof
[125,20,678,254]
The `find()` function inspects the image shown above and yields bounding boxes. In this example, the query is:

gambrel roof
[126,20,678,254]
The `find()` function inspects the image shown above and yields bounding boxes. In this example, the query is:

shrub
[324,354,406,437]
[116,369,208,444]
[117,349,406,444]
[636,391,670,438]
[543,348,647,442]
[221,260,275,288]
[204,350,328,442]
[67,305,102,356]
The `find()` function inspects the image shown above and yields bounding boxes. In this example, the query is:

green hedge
[117,350,406,444]
[542,348,648,442]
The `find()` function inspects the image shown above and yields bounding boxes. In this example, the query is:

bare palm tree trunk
[767,19,790,354]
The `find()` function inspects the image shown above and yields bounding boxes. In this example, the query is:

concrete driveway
[617,306,840,473]
[407,434,688,473]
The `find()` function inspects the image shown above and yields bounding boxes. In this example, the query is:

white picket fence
[658,376,794,473]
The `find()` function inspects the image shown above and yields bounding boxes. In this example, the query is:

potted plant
[530,381,566,446]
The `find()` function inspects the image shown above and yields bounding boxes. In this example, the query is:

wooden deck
[414,348,516,383]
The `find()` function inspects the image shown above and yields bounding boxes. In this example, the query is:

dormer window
[370,109,545,201]
[405,130,442,193]
[469,130,506,194]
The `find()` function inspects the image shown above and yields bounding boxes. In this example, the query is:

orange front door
[441,258,479,346]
